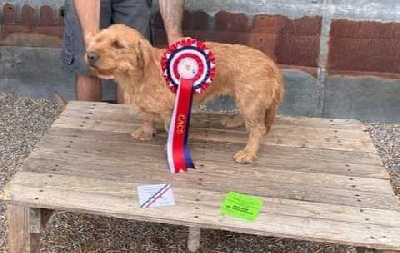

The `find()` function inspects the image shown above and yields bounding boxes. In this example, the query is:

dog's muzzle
[87,52,100,67]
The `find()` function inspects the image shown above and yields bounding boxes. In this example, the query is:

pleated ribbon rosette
[161,38,216,173]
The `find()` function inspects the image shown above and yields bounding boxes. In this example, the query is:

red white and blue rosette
[161,38,216,174]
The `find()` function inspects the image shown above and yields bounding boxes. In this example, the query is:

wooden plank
[7,205,41,253]
[21,156,398,210]
[60,105,370,139]
[64,101,367,130]
[59,101,376,152]
[4,171,400,227]
[60,107,369,136]
[3,172,400,250]
[41,127,387,179]
[54,113,376,153]
[28,134,393,194]
[45,126,383,165]
[24,131,397,209]
[7,205,30,253]
[187,227,201,253]
[356,249,374,253]
[355,249,400,253]
[23,151,392,196]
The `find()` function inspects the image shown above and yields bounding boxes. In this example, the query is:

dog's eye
[112,40,125,49]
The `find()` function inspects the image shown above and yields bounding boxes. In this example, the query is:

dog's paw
[234,149,257,164]
[221,115,244,128]
[131,127,156,141]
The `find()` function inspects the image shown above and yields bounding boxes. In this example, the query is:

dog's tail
[265,74,285,133]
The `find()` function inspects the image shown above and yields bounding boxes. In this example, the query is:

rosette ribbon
[161,38,216,173]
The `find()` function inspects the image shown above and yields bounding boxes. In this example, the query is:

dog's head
[85,24,152,79]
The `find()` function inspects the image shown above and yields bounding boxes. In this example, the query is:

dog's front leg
[131,112,157,141]
[160,113,172,133]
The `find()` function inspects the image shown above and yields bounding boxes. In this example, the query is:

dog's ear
[136,38,152,68]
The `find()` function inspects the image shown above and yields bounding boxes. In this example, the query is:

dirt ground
[1,93,398,253]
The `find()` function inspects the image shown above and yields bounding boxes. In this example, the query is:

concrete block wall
[1,0,400,122]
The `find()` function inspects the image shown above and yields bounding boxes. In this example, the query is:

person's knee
[75,75,102,101]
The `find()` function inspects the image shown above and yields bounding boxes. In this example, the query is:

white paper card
[137,184,175,208]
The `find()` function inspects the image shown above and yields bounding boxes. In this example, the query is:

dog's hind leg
[131,112,157,141]
[233,96,267,164]
[221,114,244,128]
[265,101,277,133]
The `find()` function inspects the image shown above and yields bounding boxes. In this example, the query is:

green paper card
[220,192,264,222]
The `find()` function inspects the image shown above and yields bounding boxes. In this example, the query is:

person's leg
[61,0,111,101]
[111,0,152,39]
[111,0,152,103]
[75,0,114,101]
[75,76,101,101]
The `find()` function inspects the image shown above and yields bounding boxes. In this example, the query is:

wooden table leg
[7,205,54,253]
[357,248,400,253]
[187,227,201,253]
[116,83,126,104]
[356,248,375,253]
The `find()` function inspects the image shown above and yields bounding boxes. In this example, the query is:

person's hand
[74,0,100,49]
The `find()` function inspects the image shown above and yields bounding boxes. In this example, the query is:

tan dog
[86,24,284,164]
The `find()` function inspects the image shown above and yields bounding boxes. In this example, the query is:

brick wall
[1,1,400,121]
[0,3,64,48]
[328,19,400,79]
[2,3,400,80]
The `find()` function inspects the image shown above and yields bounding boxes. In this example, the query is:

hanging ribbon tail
[167,78,196,173]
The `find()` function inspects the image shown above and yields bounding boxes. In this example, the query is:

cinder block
[204,69,320,118]
[324,77,400,122]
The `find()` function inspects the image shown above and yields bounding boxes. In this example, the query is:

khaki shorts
[60,0,152,76]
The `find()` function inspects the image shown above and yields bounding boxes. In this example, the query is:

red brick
[248,15,322,67]
[251,15,286,34]
[247,32,278,60]
[276,34,321,66]
[21,5,35,27]
[330,19,400,39]
[183,11,210,30]
[215,11,250,32]
[251,15,322,35]
[3,3,16,24]
[328,19,400,74]
[40,5,54,26]
[154,11,322,69]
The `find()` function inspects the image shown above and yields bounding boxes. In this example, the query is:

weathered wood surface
[187,227,201,253]
[2,101,400,251]
[6,205,51,253]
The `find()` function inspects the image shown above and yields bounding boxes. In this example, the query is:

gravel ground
[0,93,398,253]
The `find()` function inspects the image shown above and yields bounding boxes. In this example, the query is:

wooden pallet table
[2,101,400,253]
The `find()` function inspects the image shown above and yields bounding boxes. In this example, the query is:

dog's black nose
[87,52,100,66]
